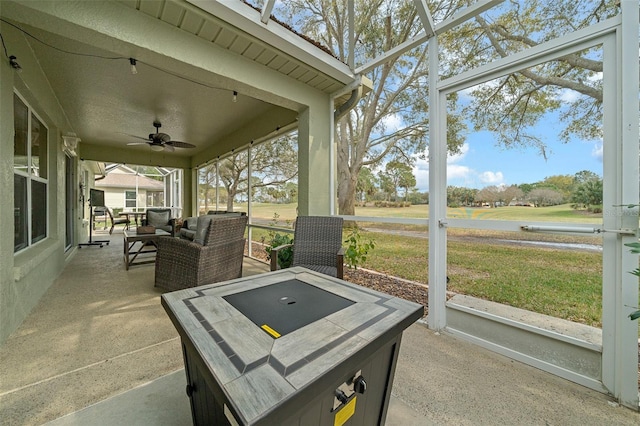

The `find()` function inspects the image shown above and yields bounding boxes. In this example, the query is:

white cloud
[411,143,506,190]
[591,143,603,161]
[559,89,580,103]
[379,113,403,133]
[478,171,504,185]
[447,143,469,163]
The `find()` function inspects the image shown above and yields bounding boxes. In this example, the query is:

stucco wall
[0,20,73,344]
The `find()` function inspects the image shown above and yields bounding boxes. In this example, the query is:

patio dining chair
[269,216,344,279]
[106,207,130,234]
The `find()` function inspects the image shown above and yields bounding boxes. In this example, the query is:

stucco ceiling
[20,24,289,160]
[2,0,357,167]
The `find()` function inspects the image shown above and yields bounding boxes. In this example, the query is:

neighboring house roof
[95,173,164,191]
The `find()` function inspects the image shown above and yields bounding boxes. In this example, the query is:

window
[125,190,136,208]
[14,92,48,252]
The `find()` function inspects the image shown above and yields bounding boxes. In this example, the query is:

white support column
[247,143,253,255]
[215,160,220,212]
[603,0,640,409]
[427,35,447,330]
[298,104,333,216]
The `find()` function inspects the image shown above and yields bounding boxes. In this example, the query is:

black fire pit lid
[223,279,355,337]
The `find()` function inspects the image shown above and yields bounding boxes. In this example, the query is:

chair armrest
[337,247,345,279]
[270,243,294,271]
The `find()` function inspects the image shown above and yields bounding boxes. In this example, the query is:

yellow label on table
[261,324,281,338]
[334,396,356,426]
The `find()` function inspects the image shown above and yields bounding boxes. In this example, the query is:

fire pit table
[161,266,423,426]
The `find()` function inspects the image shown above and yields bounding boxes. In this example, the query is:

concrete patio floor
[1,230,638,425]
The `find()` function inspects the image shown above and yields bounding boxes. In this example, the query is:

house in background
[95,164,184,216]
[96,165,164,212]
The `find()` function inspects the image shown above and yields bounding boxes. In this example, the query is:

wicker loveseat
[179,211,244,241]
[154,215,248,292]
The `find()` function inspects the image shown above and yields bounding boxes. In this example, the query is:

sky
[411,124,603,192]
[408,87,604,192]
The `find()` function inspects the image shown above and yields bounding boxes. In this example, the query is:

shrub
[263,213,294,269]
[265,233,294,269]
[344,227,375,269]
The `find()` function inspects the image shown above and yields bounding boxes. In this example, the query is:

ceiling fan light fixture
[149,144,164,152]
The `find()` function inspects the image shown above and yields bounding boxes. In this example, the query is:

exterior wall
[0,19,76,344]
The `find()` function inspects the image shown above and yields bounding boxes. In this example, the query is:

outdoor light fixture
[9,55,22,71]
[149,144,164,152]
[129,58,138,75]
[233,91,238,102]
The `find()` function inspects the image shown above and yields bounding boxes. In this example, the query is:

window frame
[13,90,49,253]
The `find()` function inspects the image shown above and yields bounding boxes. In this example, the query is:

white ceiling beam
[260,0,275,24]
[186,0,355,84]
[356,0,504,75]
[348,0,354,70]
[355,31,430,75]
[435,0,504,34]
[413,0,435,37]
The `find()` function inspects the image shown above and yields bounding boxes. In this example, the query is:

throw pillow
[147,210,169,227]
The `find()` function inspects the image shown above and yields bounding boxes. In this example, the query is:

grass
[243,202,603,223]
[243,203,620,328]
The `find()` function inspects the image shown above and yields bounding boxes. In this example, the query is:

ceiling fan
[126,121,196,152]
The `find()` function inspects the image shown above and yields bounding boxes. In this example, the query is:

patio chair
[143,208,176,237]
[269,216,344,279]
[106,207,130,234]
[154,215,248,292]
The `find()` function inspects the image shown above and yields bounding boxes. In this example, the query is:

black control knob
[354,376,367,394]
[186,384,195,397]
[335,389,348,404]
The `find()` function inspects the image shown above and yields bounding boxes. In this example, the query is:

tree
[377,172,395,201]
[279,0,466,215]
[500,185,524,206]
[475,185,501,207]
[382,160,416,201]
[571,179,603,210]
[200,135,298,211]
[527,188,564,207]
[356,166,377,202]
[443,0,616,157]
[574,170,600,184]
[540,175,575,201]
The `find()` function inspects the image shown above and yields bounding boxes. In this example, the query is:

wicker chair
[154,215,248,292]
[143,208,176,237]
[269,216,344,279]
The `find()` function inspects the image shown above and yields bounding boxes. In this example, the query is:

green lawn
[244,202,602,223]
[244,203,617,328]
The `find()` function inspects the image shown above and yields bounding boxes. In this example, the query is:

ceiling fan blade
[164,144,175,152]
[123,133,151,141]
[167,140,196,149]
[126,142,151,146]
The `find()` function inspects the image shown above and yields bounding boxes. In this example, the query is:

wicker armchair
[269,216,344,279]
[143,208,176,237]
[154,215,248,292]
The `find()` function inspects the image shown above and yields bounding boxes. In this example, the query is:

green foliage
[343,228,375,270]
[266,233,294,269]
[571,178,603,211]
[263,213,294,269]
